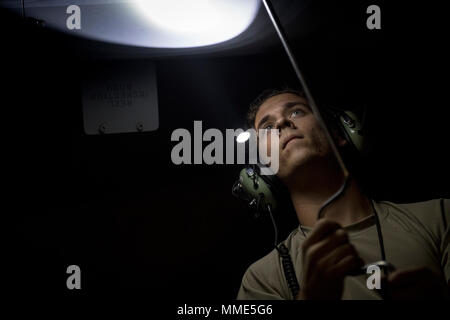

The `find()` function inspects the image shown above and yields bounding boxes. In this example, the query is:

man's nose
[274,117,294,131]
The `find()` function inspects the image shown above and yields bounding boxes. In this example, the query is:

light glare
[133,0,260,47]
[236,131,250,143]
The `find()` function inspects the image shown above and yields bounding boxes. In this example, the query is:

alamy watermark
[66,265,81,290]
[170,121,280,175]
[64,4,380,31]
[366,264,382,290]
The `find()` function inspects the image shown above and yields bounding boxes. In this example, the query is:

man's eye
[290,109,305,118]
[263,124,273,130]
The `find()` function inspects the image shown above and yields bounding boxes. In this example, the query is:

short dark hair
[246,87,306,129]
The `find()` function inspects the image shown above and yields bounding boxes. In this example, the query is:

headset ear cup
[256,164,280,195]
[255,163,296,213]
[253,164,298,237]
[326,107,365,154]
[237,163,279,212]
[339,110,365,154]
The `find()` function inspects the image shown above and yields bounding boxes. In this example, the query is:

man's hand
[296,219,364,300]
[381,266,450,299]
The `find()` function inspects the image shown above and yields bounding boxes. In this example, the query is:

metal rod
[261,0,349,180]
[262,0,351,220]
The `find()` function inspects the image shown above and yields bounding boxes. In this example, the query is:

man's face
[254,93,339,181]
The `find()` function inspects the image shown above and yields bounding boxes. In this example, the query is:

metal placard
[82,60,159,135]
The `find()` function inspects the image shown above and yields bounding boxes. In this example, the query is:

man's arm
[381,198,450,299]
[237,266,286,300]
[238,219,363,300]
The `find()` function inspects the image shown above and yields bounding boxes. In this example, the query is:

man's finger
[302,219,342,250]
[329,253,364,278]
[388,267,433,287]
[305,229,349,265]
[317,243,362,277]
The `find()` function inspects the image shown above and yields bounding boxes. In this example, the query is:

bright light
[236,131,251,143]
[133,0,261,48]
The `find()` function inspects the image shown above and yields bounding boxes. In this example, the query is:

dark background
[5,1,449,300]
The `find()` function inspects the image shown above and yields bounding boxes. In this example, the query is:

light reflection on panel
[1,0,261,48]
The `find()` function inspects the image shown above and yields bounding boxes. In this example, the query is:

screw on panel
[98,123,107,134]
[136,122,144,132]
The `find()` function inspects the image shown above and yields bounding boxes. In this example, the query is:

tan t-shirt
[237,198,450,300]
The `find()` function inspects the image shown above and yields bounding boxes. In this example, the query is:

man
[237,88,449,299]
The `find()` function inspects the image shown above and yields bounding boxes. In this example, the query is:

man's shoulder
[376,198,449,238]
[245,228,301,277]
[247,247,280,277]
[377,198,448,218]
[239,228,301,299]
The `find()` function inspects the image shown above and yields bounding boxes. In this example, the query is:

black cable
[266,201,279,248]
[317,175,352,220]
[267,204,300,299]
[276,243,300,299]
[370,199,387,263]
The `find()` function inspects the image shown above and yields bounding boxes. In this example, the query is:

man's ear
[332,127,348,147]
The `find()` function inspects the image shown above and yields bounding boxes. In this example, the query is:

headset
[232,107,395,299]
[232,107,365,219]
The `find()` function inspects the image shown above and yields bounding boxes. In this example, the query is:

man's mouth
[282,135,303,149]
